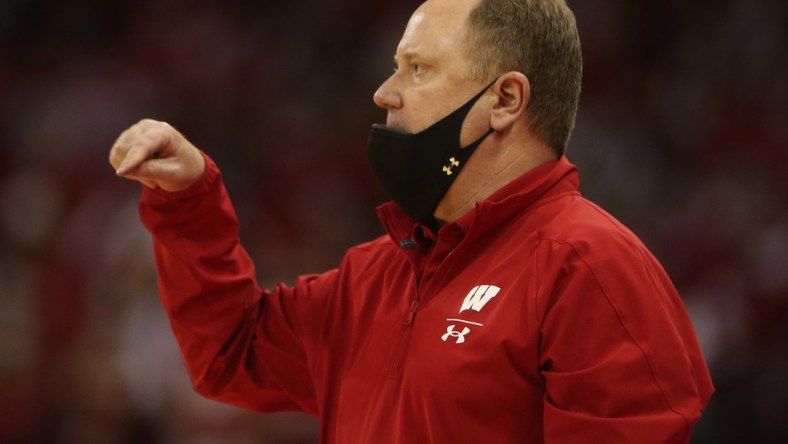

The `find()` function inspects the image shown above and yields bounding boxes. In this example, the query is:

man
[109,0,713,442]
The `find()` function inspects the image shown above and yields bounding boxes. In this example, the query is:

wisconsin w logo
[460,285,501,313]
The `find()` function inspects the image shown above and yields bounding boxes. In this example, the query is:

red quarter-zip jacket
[139,154,713,443]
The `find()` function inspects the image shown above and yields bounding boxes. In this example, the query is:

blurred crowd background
[0,0,786,443]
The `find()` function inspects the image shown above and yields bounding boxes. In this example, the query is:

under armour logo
[442,157,460,176]
[460,285,501,313]
[441,325,470,344]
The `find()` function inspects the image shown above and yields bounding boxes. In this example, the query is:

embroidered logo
[441,284,501,344]
[460,285,501,312]
[442,157,460,175]
[441,325,471,344]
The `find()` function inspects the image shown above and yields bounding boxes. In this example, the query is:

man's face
[373,0,487,135]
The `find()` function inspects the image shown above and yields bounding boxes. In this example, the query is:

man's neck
[433,135,556,225]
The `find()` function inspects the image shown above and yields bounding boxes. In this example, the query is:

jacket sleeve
[535,233,714,443]
[138,152,332,415]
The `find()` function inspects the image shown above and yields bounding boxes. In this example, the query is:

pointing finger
[115,143,154,176]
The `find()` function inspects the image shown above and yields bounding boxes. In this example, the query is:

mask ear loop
[457,76,500,149]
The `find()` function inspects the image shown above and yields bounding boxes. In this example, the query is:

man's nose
[373,76,403,110]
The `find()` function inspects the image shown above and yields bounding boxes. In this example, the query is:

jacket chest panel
[336,243,542,391]
[330,249,544,441]
[404,259,543,391]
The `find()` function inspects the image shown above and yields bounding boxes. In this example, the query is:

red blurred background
[0,0,786,442]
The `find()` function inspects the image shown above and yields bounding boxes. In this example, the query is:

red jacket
[140,155,713,443]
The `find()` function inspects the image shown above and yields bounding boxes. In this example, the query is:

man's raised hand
[109,119,206,192]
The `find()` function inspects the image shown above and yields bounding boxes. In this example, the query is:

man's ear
[490,72,530,131]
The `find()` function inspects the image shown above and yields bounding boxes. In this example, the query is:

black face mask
[367,81,495,226]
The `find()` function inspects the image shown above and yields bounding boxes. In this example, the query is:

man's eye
[412,64,423,74]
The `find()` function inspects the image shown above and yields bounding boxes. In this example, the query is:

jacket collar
[376,156,579,250]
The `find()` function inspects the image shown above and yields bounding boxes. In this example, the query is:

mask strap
[458,77,499,149]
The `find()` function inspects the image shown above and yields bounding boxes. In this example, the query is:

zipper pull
[405,300,420,326]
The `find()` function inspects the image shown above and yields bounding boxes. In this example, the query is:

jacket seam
[537,235,692,440]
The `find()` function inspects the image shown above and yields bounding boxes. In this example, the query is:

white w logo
[460,285,501,313]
